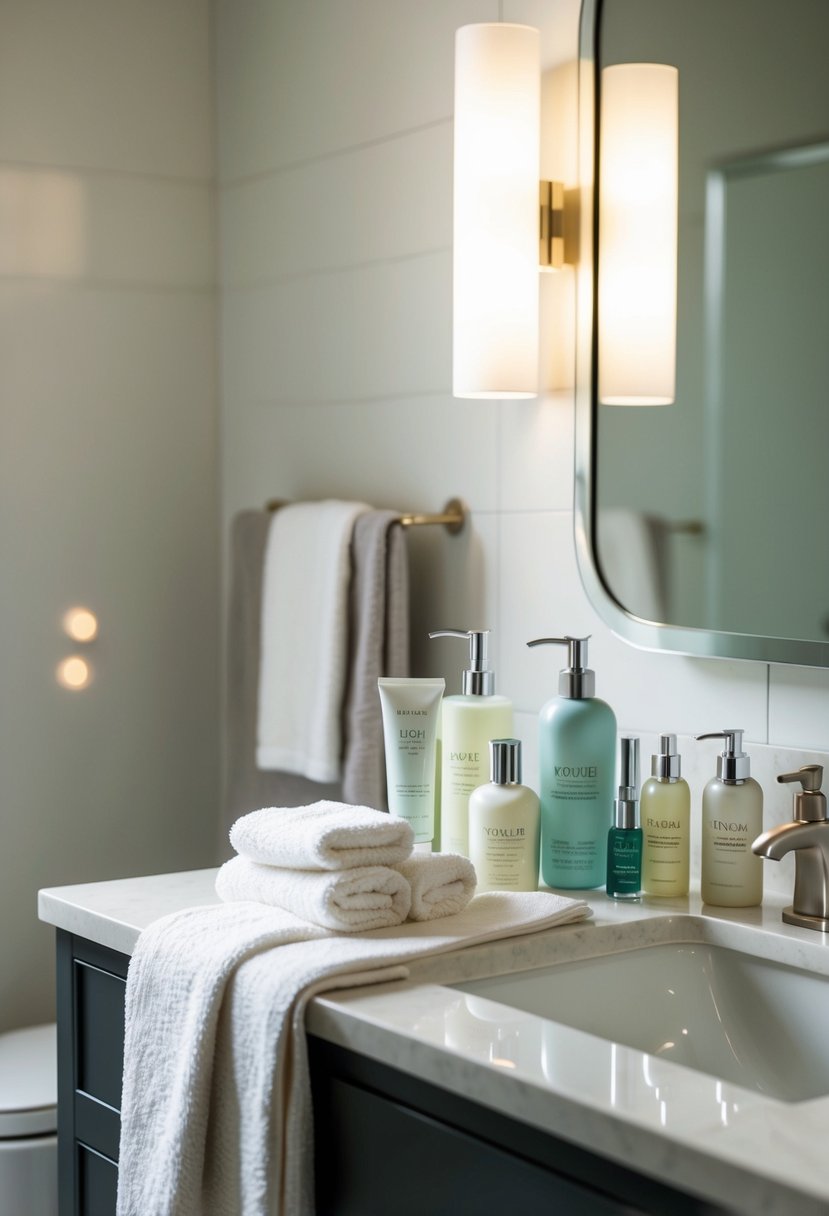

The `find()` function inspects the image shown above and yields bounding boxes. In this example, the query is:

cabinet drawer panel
[78,1144,117,1216]
[315,1075,634,1215]
[75,961,126,1112]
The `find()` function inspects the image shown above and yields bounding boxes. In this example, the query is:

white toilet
[0,1024,58,1215]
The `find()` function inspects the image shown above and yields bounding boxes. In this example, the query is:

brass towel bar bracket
[265,496,468,536]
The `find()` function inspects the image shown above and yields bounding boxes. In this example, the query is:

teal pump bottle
[527,636,617,889]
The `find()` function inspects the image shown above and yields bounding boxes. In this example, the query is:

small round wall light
[62,607,99,643]
[56,655,93,691]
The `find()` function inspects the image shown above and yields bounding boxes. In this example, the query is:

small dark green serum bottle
[607,736,642,900]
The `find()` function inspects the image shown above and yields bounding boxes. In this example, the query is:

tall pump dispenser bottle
[429,629,513,856]
[697,729,763,907]
[606,736,642,900]
[527,635,617,889]
[640,734,691,897]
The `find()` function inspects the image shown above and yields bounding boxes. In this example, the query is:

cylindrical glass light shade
[453,24,540,399]
[598,63,678,405]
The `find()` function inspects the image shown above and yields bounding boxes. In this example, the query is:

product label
[549,765,602,804]
[447,753,485,798]
[704,816,759,894]
[479,828,534,890]
[544,762,607,879]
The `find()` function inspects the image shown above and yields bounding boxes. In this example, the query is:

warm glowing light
[490,1057,518,1069]
[598,63,678,405]
[56,656,92,690]
[0,169,85,277]
[453,23,541,398]
[63,607,99,642]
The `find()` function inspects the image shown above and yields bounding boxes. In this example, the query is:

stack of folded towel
[216,800,479,931]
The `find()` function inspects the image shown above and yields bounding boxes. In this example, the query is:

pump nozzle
[614,737,640,828]
[526,635,594,699]
[695,729,750,782]
[429,628,494,695]
[777,765,827,822]
[652,733,681,780]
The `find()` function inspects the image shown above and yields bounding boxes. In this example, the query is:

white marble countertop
[39,871,829,1215]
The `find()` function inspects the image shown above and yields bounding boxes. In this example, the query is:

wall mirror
[575,0,829,667]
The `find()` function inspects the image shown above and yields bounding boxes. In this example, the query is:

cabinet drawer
[78,1145,118,1216]
[75,961,125,1112]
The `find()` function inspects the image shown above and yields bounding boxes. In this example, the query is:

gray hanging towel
[222,507,410,854]
[342,509,410,810]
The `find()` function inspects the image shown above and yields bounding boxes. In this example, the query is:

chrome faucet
[752,765,829,931]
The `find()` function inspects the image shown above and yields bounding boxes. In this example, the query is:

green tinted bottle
[528,636,617,889]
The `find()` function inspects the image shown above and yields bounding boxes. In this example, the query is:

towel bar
[265,497,467,535]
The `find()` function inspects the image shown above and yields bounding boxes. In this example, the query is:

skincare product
[640,734,691,897]
[469,739,540,892]
[697,729,763,907]
[428,629,513,856]
[528,635,617,889]
[606,737,642,900]
[378,677,444,844]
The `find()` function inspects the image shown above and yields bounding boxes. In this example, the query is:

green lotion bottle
[527,636,617,889]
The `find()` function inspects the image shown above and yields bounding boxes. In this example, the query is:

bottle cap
[526,635,595,699]
[652,733,681,780]
[489,738,522,785]
[614,737,640,828]
[695,729,750,782]
[428,629,494,695]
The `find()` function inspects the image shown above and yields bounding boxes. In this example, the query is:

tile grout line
[220,117,452,191]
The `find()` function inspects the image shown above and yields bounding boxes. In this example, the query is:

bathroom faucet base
[782,906,829,932]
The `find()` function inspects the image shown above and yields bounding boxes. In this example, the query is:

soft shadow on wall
[0,1,219,1033]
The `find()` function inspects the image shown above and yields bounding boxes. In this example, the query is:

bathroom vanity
[39,871,829,1216]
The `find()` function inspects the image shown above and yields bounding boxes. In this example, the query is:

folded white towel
[230,801,414,870]
[116,891,592,1216]
[256,499,369,782]
[396,851,477,921]
[215,855,412,932]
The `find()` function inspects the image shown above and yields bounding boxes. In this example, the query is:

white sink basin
[454,941,829,1102]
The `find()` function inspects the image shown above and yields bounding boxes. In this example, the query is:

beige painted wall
[0,0,220,1032]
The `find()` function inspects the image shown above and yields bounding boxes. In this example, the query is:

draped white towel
[116,892,592,1216]
[396,851,477,921]
[229,801,414,871]
[215,854,412,932]
[256,500,369,782]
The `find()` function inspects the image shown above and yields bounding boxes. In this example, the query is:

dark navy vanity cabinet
[55,929,728,1216]
[56,932,126,1216]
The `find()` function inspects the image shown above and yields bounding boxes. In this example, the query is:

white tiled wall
[216,0,829,894]
[0,0,218,1031]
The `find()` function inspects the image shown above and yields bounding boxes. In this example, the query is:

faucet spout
[753,820,829,927]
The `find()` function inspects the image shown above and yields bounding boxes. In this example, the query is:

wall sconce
[598,63,678,406]
[453,30,678,405]
[453,23,543,399]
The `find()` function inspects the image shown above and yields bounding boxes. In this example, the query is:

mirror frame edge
[573,0,829,669]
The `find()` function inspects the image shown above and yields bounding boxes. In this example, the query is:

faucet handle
[778,765,826,821]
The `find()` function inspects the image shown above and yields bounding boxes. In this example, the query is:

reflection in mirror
[582,0,829,665]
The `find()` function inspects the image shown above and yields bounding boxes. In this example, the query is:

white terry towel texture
[395,851,477,921]
[256,500,368,782]
[230,801,414,871]
[116,891,592,1216]
[215,854,412,932]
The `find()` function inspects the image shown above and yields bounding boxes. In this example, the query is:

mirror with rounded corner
[575,0,829,667]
